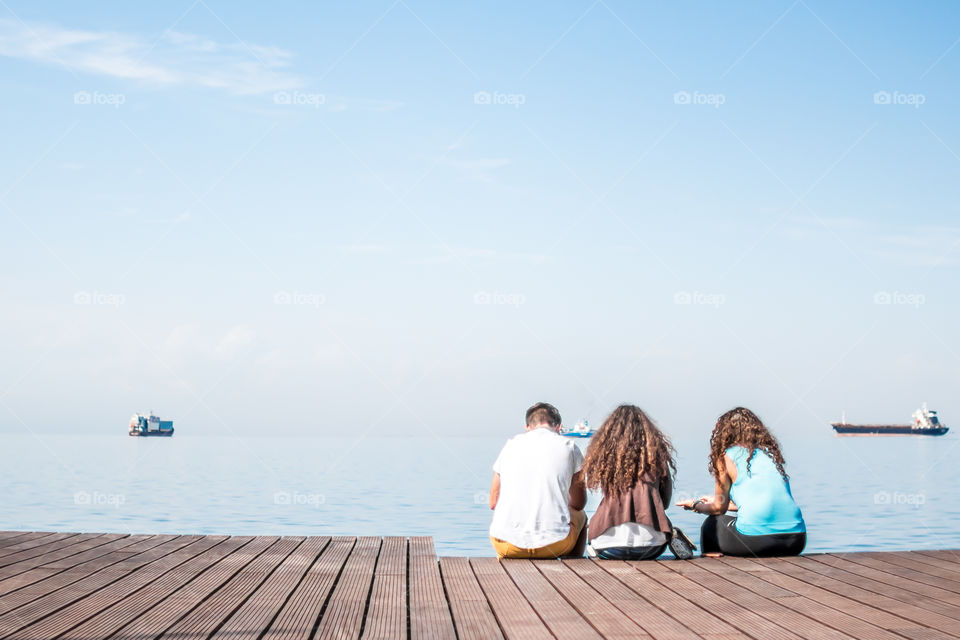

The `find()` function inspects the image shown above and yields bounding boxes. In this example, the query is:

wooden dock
[0,532,958,639]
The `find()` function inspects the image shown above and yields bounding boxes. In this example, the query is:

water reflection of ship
[561,419,594,438]
[831,404,948,436]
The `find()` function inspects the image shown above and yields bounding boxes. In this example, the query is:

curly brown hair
[709,407,787,480]
[583,405,676,495]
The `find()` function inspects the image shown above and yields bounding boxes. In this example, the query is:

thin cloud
[0,19,303,95]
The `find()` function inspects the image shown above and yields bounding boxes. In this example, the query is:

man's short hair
[525,402,561,427]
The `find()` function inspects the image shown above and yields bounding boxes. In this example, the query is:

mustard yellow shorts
[490,509,587,559]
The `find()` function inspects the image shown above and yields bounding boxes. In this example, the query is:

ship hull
[129,430,174,437]
[831,424,948,436]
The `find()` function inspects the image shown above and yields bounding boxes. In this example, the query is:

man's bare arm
[569,470,586,511]
[489,473,500,510]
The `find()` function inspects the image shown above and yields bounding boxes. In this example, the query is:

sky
[1,1,958,438]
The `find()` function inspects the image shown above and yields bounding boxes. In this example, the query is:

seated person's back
[489,402,586,558]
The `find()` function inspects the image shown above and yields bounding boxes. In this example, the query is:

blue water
[1,430,956,556]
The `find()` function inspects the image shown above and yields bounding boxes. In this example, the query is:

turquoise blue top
[726,446,805,536]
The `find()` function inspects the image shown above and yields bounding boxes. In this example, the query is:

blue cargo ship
[129,411,174,437]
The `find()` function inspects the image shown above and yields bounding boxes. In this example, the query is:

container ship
[129,411,174,437]
[832,404,948,436]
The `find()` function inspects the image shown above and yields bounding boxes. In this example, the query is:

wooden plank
[260,537,355,640]
[0,535,40,550]
[563,559,704,640]
[314,536,381,640]
[782,556,960,633]
[829,553,960,596]
[0,535,175,617]
[113,536,279,640]
[361,537,406,640]
[0,534,95,572]
[409,537,456,640]
[211,537,329,640]
[663,559,856,640]
[0,533,80,562]
[534,560,651,639]
[880,551,960,582]
[438,557,503,640]
[0,533,121,580]
[888,551,960,574]
[596,560,745,639]
[56,536,254,640]
[469,558,553,640]
[156,536,294,640]
[703,558,907,640]
[914,550,960,568]
[740,556,956,638]
[499,559,601,640]
[631,560,802,640]
[9,535,227,640]
[0,534,57,552]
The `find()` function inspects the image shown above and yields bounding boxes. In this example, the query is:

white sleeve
[572,443,584,474]
[493,442,508,474]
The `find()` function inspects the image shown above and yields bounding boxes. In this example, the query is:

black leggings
[700,515,806,557]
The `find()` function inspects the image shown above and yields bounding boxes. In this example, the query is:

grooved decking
[0,532,956,639]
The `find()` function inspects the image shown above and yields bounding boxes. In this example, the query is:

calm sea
[1,430,956,556]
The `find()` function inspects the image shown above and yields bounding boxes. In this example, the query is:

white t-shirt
[489,428,584,548]
[589,522,667,550]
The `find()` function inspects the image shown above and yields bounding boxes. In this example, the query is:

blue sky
[1,1,958,437]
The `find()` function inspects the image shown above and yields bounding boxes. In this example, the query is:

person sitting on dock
[582,404,675,560]
[488,402,587,558]
[677,407,806,557]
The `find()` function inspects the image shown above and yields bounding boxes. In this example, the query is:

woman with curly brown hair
[677,407,806,557]
[583,404,676,560]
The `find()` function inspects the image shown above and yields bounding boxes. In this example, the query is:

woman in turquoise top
[677,407,806,556]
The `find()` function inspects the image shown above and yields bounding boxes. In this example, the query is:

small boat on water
[561,419,595,438]
[129,411,174,437]
[832,403,948,436]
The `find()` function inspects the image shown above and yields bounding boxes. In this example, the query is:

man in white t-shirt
[488,402,587,558]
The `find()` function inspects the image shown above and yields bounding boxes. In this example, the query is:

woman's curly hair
[583,405,676,495]
[709,407,787,480]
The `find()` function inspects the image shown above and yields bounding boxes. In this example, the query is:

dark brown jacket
[587,474,673,542]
